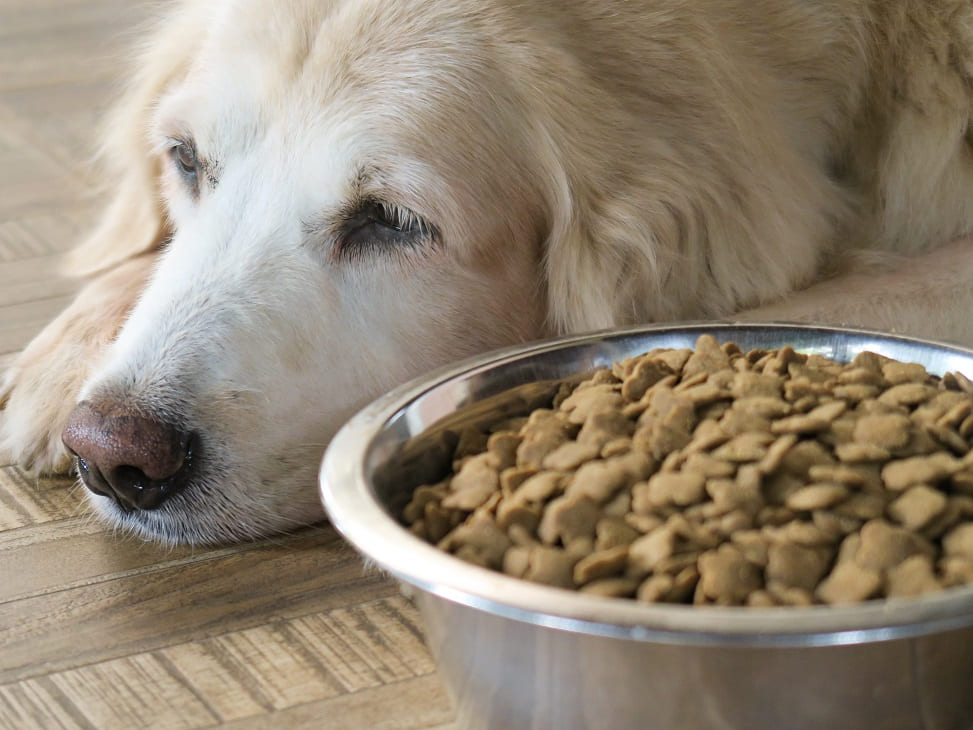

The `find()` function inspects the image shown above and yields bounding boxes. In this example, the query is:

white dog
[4,0,973,544]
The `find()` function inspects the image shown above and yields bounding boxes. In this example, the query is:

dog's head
[63,0,568,544]
[62,0,825,544]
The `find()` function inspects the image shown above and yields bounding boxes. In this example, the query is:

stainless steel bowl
[319,323,973,730]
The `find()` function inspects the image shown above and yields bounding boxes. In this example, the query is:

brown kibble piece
[731,371,783,399]
[766,542,832,591]
[637,574,675,603]
[833,493,887,521]
[627,527,676,575]
[937,398,973,429]
[567,451,653,503]
[730,529,769,567]
[924,422,969,455]
[439,516,511,570]
[595,516,641,550]
[578,409,633,448]
[514,471,565,503]
[942,523,973,560]
[785,484,850,511]
[756,434,798,474]
[685,419,730,453]
[682,452,736,478]
[777,440,835,478]
[542,441,601,471]
[487,431,521,470]
[771,401,846,435]
[579,577,640,598]
[886,555,942,597]
[852,413,912,452]
[941,557,973,586]
[697,545,763,604]
[835,442,891,463]
[500,466,537,493]
[766,583,814,606]
[682,334,731,378]
[833,384,880,403]
[746,591,778,607]
[763,520,833,547]
[503,546,530,577]
[877,383,937,407]
[537,494,600,545]
[706,477,761,512]
[496,500,542,533]
[646,471,707,507]
[622,358,674,402]
[881,361,927,384]
[813,510,862,540]
[516,411,572,468]
[712,432,772,462]
[854,519,933,572]
[443,459,499,511]
[816,562,882,604]
[573,545,630,584]
[888,486,948,531]
[560,384,624,425]
[882,453,959,491]
[523,546,577,588]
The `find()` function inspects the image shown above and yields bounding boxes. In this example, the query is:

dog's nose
[62,400,194,511]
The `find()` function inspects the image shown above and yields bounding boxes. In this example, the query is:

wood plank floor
[0,3,457,727]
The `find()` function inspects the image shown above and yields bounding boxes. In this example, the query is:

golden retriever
[3,0,973,544]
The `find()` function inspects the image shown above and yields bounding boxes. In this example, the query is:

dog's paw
[0,255,155,473]
[0,349,83,474]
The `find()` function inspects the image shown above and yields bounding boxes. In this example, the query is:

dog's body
[3,0,973,544]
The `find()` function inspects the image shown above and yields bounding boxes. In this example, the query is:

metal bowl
[319,323,973,730]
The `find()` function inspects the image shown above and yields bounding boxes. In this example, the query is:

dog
[3,0,973,545]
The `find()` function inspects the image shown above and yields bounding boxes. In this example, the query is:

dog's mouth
[72,434,197,512]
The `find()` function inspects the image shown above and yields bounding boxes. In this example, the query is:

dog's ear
[541,141,835,335]
[541,160,687,335]
[65,5,207,278]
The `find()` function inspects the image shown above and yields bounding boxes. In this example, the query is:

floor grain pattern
[0,2,457,727]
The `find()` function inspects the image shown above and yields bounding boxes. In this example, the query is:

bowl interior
[321,323,973,646]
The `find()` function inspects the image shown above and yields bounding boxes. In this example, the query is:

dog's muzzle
[62,400,195,511]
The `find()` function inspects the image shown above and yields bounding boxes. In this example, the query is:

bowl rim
[320,321,973,648]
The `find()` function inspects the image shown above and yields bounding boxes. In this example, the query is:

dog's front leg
[737,236,973,348]
[0,254,156,473]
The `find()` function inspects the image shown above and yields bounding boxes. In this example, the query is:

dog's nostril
[75,455,111,497]
[62,400,195,511]
[107,464,178,511]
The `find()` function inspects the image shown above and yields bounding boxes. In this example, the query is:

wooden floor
[0,3,456,728]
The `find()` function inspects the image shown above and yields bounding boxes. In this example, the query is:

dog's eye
[168,141,199,187]
[337,201,435,259]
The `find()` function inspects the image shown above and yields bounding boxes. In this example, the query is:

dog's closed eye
[336,200,438,261]
[166,138,200,195]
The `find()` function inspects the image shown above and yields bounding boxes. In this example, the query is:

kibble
[403,335,973,606]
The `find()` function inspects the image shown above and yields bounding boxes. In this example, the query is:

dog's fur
[4,0,973,544]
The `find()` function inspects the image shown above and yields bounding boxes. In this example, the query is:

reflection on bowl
[320,323,973,730]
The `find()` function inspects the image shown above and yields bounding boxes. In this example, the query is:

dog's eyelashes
[360,201,429,235]
[336,201,436,260]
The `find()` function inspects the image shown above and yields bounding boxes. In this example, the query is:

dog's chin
[83,469,327,546]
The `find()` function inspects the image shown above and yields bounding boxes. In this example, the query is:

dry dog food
[403,335,973,606]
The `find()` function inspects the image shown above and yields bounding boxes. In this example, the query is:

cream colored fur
[3,0,973,543]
